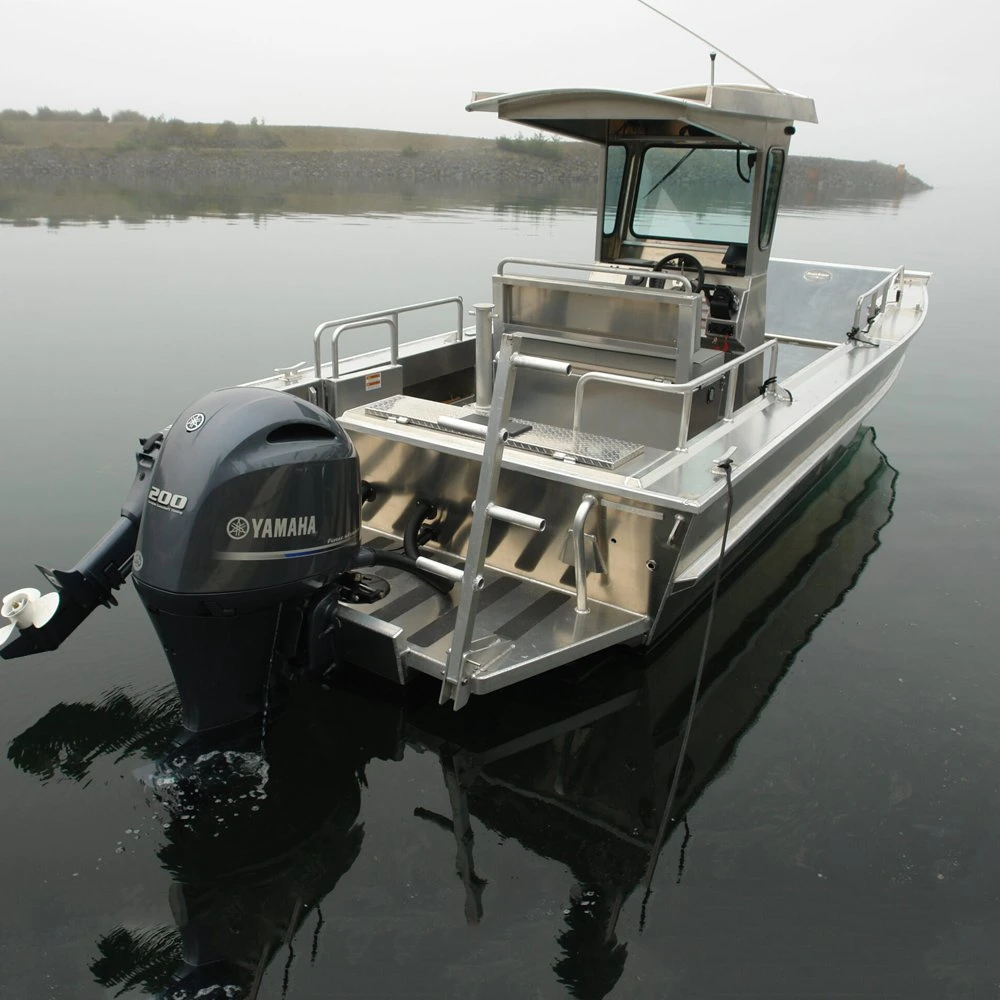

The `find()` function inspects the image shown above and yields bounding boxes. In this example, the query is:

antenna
[633,0,779,92]
[709,51,716,87]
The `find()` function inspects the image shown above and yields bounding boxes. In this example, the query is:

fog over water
[1,0,990,185]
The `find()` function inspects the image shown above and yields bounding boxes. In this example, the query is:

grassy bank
[0,117,498,155]
[0,116,931,220]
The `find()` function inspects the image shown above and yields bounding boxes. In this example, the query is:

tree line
[496,133,564,160]
[0,107,131,122]
[117,118,284,151]
[0,108,285,150]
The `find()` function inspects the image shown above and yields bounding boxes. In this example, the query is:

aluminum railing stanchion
[572,495,599,614]
[472,303,495,410]
[312,296,464,378]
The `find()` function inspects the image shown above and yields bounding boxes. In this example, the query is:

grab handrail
[851,266,904,334]
[764,332,841,382]
[313,296,465,378]
[496,256,693,293]
[572,371,672,436]
[572,339,778,451]
[572,494,599,614]
[571,327,851,453]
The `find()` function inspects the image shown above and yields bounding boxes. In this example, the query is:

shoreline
[0,144,931,201]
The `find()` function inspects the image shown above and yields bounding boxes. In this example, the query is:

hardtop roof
[467,84,817,144]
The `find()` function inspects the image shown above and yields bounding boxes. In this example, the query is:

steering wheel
[650,253,705,293]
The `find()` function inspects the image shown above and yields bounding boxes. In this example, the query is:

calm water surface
[0,186,996,999]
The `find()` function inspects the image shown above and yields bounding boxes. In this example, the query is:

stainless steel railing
[764,332,842,381]
[571,331,848,453]
[312,296,465,379]
[570,340,774,452]
[496,256,693,293]
[851,266,904,335]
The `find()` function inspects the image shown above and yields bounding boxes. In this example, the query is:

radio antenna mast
[633,0,779,92]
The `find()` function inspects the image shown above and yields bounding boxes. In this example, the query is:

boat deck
[338,535,648,695]
[285,260,927,706]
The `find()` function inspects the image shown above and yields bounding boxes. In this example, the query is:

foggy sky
[3,0,990,186]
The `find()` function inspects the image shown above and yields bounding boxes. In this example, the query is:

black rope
[675,817,692,885]
[759,376,793,404]
[310,906,324,965]
[281,940,295,998]
[847,309,881,347]
[639,458,735,930]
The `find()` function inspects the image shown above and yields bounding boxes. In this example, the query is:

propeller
[0,587,61,646]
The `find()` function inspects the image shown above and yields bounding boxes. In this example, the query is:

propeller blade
[2,588,41,613]
[0,623,14,646]
[1,587,61,630]
[25,591,60,628]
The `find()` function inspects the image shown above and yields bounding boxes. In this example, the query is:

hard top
[467,84,817,145]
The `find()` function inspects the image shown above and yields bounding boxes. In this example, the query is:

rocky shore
[0,145,929,200]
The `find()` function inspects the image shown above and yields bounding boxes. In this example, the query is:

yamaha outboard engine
[131,387,361,732]
[0,387,449,733]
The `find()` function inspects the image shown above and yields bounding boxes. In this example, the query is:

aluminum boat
[8,426,897,997]
[0,81,930,727]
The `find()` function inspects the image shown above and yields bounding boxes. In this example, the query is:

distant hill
[0,115,497,154]
[0,115,930,207]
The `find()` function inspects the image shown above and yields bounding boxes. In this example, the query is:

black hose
[403,499,438,561]
[355,546,453,596]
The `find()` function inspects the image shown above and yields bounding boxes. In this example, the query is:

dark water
[0,184,996,999]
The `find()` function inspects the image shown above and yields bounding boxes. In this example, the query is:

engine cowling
[132,387,361,732]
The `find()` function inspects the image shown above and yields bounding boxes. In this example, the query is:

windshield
[633,146,753,245]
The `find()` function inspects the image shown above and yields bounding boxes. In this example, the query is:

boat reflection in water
[8,428,897,999]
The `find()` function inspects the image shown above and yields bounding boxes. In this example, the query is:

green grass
[496,133,564,160]
[0,118,500,154]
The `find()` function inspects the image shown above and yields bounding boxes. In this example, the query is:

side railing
[496,256,693,291]
[312,296,465,379]
[571,331,848,453]
[851,266,904,336]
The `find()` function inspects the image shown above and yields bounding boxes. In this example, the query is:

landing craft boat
[0,82,930,729]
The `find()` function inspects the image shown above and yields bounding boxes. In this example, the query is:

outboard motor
[132,387,362,732]
[1,387,381,735]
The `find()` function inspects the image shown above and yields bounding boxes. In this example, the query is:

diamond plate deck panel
[364,394,645,470]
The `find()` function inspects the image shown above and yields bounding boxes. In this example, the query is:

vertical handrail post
[676,392,693,450]
[472,303,495,409]
[572,495,599,614]
[723,371,738,422]
[767,340,780,382]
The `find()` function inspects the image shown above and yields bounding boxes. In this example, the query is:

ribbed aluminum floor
[345,551,648,695]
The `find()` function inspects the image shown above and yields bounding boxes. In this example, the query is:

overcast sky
[3,0,990,186]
